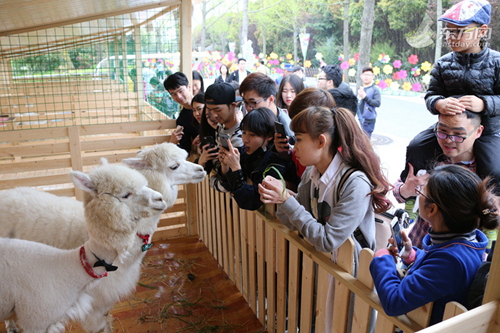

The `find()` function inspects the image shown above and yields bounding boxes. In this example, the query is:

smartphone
[201,136,216,149]
[219,133,230,151]
[390,217,405,255]
[275,121,287,139]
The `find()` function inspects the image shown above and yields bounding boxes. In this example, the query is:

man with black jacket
[317,65,358,116]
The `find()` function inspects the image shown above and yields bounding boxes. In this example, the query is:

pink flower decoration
[412,82,422,92]
[393,60,402,69]
[393,72,400,80]
[340,61,350,70]
[378,80,388,90]
[398,70,408,80]
[273,59,280,66]
[276,68,283,74]
[354,53,359,61]
[408,54,419,65]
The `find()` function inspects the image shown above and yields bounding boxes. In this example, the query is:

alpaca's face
[124,143,207,187]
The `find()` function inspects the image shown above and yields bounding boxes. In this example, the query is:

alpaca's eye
[170,165,179,170]
[122,193,132,199]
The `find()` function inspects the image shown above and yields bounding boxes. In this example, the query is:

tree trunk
[293,30,298,65]
[240,0,249,54]
[262,28,266,56]
[435,0,443,62]
[342,0,349,83]
[201,1,207,51]
[356,0,376,92]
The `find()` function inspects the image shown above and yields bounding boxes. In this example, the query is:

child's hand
[458,95,485,112]
[198,144,218,166]
[219,139,241,172]
[259,175,290,204]
[400,163,429,199]
[435,97,465,115]
[170,125,184,144]
[274,133,291,153]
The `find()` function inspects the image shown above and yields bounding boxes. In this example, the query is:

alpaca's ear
[122,157,152,170]
[99,158,109,166]
[71,171,97,194]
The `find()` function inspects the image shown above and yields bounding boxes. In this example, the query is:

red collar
[137,233,153,252]
[79,246,108,279]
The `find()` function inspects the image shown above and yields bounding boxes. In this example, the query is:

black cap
[293,66,303,72]
[205,82,242,105]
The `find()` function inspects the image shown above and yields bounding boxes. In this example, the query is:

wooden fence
[0,119,192,240]
[195,177,500,333]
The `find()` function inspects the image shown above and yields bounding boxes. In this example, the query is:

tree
[241,0,249,53]
[356,0,376,91]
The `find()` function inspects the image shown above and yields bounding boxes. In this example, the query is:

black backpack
[467,240,496,309]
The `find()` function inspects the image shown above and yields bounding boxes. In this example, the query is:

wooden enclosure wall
[195,177,500,333]
[0,119,193,240]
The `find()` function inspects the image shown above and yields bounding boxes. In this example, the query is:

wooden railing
[0,119,191,240]
[195,177,500,332]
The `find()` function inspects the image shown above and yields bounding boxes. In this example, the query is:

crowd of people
[158,0,499,330]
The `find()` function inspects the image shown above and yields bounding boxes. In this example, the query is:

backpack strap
[336,167,371,249]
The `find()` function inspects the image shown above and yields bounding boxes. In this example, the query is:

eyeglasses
[243,97,267,110]
[415,187,430,200]
[443,25,480,39]
[434,125,479,143]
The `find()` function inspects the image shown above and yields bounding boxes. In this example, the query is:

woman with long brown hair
[259,105,391,332]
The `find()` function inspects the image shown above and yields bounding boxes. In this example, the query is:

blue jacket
[223,147,300,211]
[370,229,488,325]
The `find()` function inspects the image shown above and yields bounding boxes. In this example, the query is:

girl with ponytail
[371,164,499,325]
[259,105,391,332]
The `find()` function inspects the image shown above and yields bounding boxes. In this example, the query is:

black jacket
[328,82,358,116]
[223,147,300,211]
[229,70,251,83]
[215,75,231,83]
[176,108,199,155]
[425,43,500,134]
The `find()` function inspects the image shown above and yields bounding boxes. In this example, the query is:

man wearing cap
[276,63,294,86]
[402,0,500,192]
[229,58,251,85]
[205,82,244,192]
[317,64,358,116]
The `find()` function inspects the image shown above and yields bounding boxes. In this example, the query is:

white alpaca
[0,143,206,333]
[0,160,166,333]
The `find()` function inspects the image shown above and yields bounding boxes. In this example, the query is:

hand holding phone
[275,121,287,139]
[219,133,230,151]
[201,136,216,149]
[390,217,405,256]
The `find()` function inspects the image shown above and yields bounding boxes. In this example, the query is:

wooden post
[484,237,500,304]
[68,126,84,201]
[134,26,145,113]
[185,183,198,236]
[180,0,192,82]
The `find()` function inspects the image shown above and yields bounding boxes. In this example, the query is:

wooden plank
[442,302,467,321]
[220,192,229,274]
[300,254,315,333]
[82,151,137,166]
[0,174,71,189]
[0,157,72,174]
[417,300,499,333]
[205,179,213,255]
[288,242,301,333]
[46,187,75,197]
[276,233,288,333]
[232,198,242,290]
[212,187,219,262]
[80,135,166,152]
[151,226,188,241]
[248,210,257,314]
[352,248,376,333]
[315,266,330,333]
[332,238,354,333]
[164,203,187,214]
[0,126,68,142]
[240,207,250,303]
[226,193,235,283]
[0,142,70,158]
[185,183,198,236]
[256,216,266,325]
[79,120,176,136]
[68,126,83,201]
[484,235,500,304]
[157,215,187,228]
[374,315,396,333]
[266,226,276,331]
[215,190,222,267]
[406,302,433,328]
[196,182,203,243]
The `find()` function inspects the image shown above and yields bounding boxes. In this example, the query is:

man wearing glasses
[393,111,487,249]
[239,72,295,144]
[402,0,500,197]
[317,65,358,116]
